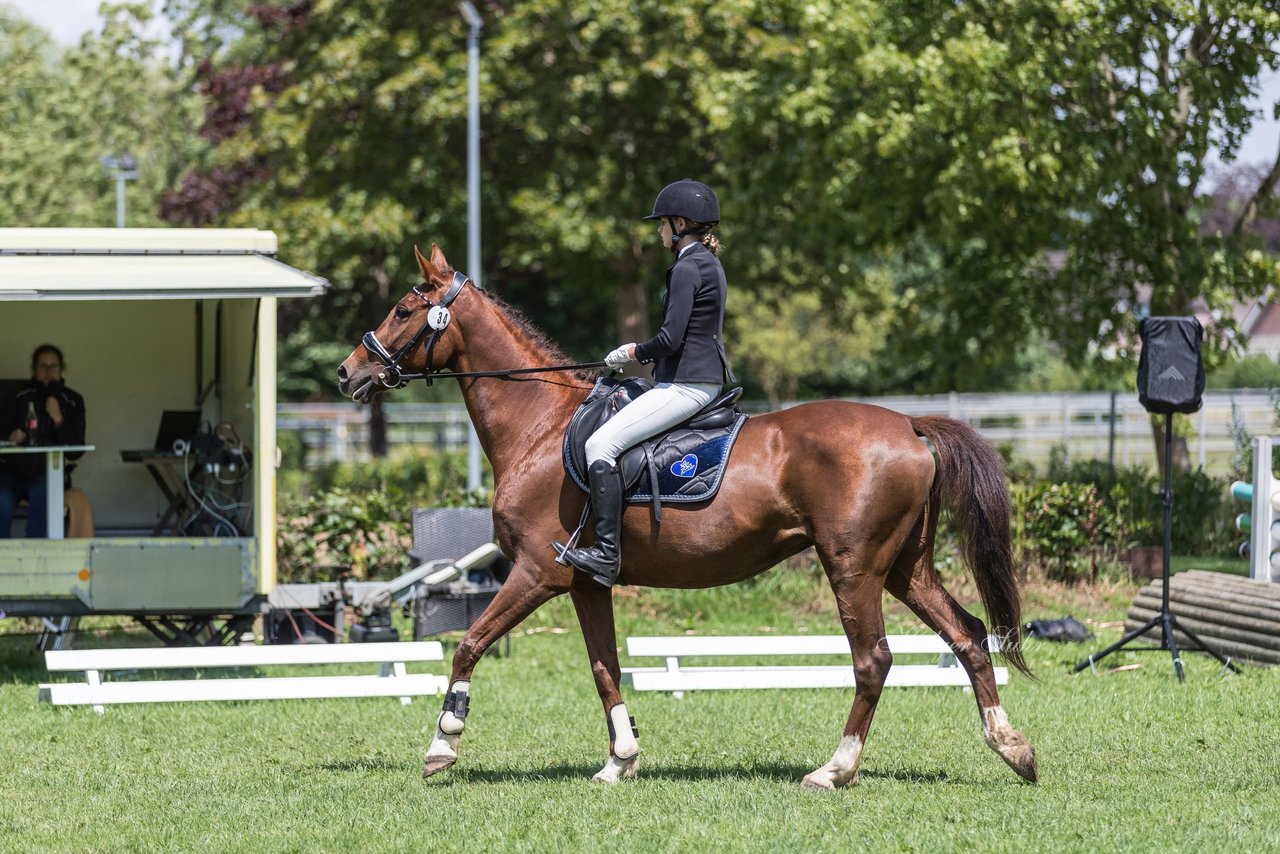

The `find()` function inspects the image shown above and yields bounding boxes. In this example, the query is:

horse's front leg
[569,580,639,784]
[424,562,565,779]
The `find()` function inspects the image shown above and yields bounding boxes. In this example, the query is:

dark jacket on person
[0,380,87,478]
[634,242,735,384]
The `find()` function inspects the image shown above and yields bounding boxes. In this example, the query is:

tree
[707,0,1280,386]
[0,3,202,228]
[161,2,780,371]
[154,0,1280,406]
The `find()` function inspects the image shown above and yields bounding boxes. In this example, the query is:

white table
[0,444,94,539]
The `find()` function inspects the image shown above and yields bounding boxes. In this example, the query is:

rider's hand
[604,344,635,370]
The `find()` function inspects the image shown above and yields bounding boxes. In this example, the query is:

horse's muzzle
[336,364,376,403]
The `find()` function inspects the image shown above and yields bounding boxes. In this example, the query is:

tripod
[1073,412,1240,681]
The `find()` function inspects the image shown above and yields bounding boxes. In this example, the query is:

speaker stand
[1073,412,1240,681]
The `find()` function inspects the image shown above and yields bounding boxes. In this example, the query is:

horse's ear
[429,244,449,272]
[413,244,450,282]
[413,245,433,278]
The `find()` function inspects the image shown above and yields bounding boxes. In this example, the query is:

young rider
[558,179,735,587]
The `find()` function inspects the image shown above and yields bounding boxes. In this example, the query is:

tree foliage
[712,0,1280,381]
[0,3,202,228]
[4,1,1280,402]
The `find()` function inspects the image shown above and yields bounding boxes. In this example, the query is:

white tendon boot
[424,680,469,779]
[801,735,864,790]
[593,703,639,784]
[982,705,1039,783]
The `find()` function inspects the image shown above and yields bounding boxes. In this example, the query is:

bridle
[361,271,605,388]
[362,271,469,388]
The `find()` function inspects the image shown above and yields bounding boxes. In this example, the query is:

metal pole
[116,176,126,228]
[461,3,482,289]
[1159,412,1183,681]
[100,153,136,228]
[459,2,484,494]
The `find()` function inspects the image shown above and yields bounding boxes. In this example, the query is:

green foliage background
[5,1,1279,401]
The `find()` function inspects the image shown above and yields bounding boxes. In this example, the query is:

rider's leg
[562,382,719,587]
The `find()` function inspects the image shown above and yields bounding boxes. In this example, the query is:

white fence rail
[278,389,1278,474]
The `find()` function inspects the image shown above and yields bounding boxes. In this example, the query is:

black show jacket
[634,242,735,384]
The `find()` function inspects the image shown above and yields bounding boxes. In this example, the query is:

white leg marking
[592,754,639,784]
[424,729,461,765]
[801,735,863,790]
[982,704,1039,782]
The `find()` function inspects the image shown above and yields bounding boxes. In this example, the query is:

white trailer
[0,228,326,643]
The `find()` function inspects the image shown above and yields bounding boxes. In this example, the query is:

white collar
[677,241,700,257]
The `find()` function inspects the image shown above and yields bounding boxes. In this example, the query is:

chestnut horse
[337,245,1038,789]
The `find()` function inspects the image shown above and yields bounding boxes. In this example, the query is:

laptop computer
[153,410,202,452]
[121,410,203,462]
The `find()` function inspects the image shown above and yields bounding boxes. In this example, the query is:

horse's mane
[476,287,598,383]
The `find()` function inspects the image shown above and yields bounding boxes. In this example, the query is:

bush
[299,449,474,504]
[1045,456,1235,558]
[276,486,412,584]
[1011,481,1119,582]
[276,448,488,584]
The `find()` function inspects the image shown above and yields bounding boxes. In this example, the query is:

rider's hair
[684,221,721,256]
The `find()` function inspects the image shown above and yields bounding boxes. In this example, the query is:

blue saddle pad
[622,419,747,504]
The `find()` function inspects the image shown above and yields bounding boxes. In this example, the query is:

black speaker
[1136,316,1204,414]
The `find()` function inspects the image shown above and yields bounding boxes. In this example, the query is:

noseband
[362,271,470,388]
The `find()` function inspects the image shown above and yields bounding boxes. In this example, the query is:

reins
[398,361,608,382]
[362,271,606,388]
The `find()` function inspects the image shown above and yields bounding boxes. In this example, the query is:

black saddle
[562,376,747,521]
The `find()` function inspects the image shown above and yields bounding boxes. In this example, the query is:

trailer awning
[0,228,329,301]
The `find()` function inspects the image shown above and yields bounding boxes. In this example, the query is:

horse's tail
[910,415,1031,678]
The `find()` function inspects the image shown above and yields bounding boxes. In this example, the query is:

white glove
[604,343,635,369]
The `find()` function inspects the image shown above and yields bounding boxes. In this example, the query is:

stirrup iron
[553,503,592,566]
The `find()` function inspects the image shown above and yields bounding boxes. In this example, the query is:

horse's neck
[451,293,587,481]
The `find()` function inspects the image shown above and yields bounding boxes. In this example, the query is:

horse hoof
[800,773,835,791]
[422,755,457,779]
[1002,744,1038,783]
[800,769,856,791]
[592,754,638,784]
[986,734,1038,783]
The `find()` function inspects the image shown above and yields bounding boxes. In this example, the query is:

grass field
[2,566,1277,852]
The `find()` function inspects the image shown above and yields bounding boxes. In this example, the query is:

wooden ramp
[1125,570,1280,665]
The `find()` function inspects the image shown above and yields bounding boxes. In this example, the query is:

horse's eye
[394,306,411,320]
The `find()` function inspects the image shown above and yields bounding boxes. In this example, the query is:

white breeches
[585,382,721,466]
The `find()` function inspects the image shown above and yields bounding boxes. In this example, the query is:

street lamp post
[459,1,482,289]
[459,1,485,494]
[99,153,139,228]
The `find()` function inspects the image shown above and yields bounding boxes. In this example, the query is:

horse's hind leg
[569,581,639,784]
[423,562,564,780]
[801,542,898,791]
[885,544,1038,783]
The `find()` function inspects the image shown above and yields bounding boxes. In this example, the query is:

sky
[5,0,1279,173]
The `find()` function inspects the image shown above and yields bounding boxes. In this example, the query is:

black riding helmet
[643,179,720,225]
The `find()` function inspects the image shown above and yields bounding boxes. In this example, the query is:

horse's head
[337,244,470,403]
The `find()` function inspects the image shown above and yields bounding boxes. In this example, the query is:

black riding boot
[562,460,624,588]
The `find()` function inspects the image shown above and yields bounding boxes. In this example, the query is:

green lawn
[2,567,1277,852]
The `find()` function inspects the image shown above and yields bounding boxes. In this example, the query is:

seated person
[0,345,87,538]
